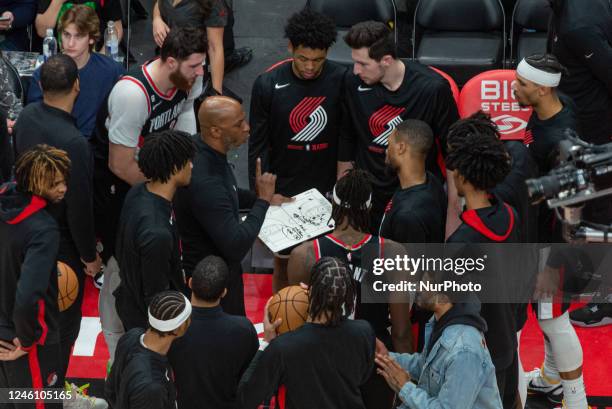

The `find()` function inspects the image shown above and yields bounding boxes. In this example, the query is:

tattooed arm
[287,241,317,286]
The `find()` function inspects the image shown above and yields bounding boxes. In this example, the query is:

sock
[543,337,561,382]
[517,331,527,408]
[561,375,588,409]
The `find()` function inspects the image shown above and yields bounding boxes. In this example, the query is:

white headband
[148,295,192,332]
[332,186,372,210]
[516,59,561,87]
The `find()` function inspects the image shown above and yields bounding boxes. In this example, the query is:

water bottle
[104,21,119,62]
[42,29,57,62]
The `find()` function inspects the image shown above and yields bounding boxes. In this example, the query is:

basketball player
[513,55,590,409]
[0,145,70,409]
[106,291,191,409]
[238,257,375,409]
[445,113,520,409]
[248,7,347,292]
[288,169,410,409]
[14,55,102,382]
[92,26,206,360]
[339,21,459,228]
[114,130,195,331]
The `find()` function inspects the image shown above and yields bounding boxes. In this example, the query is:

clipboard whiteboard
[258,189,335,253]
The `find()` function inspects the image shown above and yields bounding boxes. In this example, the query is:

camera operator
[514,55,590,408]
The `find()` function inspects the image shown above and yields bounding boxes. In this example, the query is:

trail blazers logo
[369,105,406,146]
[289,97,328,142]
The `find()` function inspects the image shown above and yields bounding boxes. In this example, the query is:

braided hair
[525,53,569,76]
[148,290,188,337]
[138,130,195,183]
[14,144,71,197]
[445,111,511,191]
[332,169,373,233]
[308,257,355,327]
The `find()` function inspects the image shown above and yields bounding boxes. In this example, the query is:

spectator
[35,0,123,49]
[14,54,101,384]
[0,0,36,51]
[0,51,23,122]
[114,130,195,331]
[106,291,192,409]
[0,111,9,182]
[169,256,258,409]
[375,286,503,409]
[248,8,346,292]
[238,257,376,409]
[153,0,252,94]
[28,5,124,139]
[174,96,289,316]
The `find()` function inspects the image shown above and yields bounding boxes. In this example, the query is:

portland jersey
[312,233,390,335]
[249,60,347,197]
[340,60,459,200]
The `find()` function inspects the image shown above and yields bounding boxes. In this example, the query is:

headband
[148,295,192,332]
[332,186,372,210]
[516,59,561,87]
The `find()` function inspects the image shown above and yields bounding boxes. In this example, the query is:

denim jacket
[390,318,502,409]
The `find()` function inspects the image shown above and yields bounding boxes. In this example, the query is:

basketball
[268,286,309,335]
[57,262,79,312]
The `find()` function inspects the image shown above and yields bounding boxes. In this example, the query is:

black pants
[0,343,63,409]
[361,330,395,409]
[495,350,519,409]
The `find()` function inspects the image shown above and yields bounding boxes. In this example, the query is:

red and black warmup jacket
[0,183,60,348]
[446,196,520,371]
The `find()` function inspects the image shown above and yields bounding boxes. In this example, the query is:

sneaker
[570,303,612,327]
[526,367,563,404]
[64,382,108,409]
[93,272,104,290]
[224,47,253,73]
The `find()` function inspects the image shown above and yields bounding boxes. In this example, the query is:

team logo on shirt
[368,105,406,146]
[289,97,328,142]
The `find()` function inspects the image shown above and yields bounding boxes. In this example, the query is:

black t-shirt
[526,94,577,175]
[114,183,184,331]
[339,59,459,209]
[168,305,258,409]
[38,0,123,48]
[446,197,520,370]
[379,171,447,243]
[549,0,612,144]
[249,60,347,197]
[238,320,375,409]
[105,328,177,409]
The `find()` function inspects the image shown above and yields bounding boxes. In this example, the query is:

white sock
[561,375,588,409]
[543,337,561,382]
[517,331,527,408]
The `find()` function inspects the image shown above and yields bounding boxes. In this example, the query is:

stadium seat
[307,0,397,67]
[459,70,532,142]
[511,0,552,64]
[413,0,506,87]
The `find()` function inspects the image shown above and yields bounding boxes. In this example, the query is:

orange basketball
[268,285,309,335]
[57,262,79,312]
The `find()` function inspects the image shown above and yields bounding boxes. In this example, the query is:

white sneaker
[526,367,563,404]
[63,382,108,409]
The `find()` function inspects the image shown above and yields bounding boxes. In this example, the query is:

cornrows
[332,169,373,233]
[15,144,71,197]
[149,290,187,322]
[308,257,355,327]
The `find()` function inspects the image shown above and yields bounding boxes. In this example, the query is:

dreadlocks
[148,290,189,337]
[445,111,511,191]
[14,144,71,196]
[138,130,195,183]
[332,169,373,233]
[308,257,355,327]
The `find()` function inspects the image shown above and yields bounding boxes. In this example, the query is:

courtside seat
[511,0,552,64]
[459,69,532,142]
[413,0,506,86]
[307,0,397,67]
